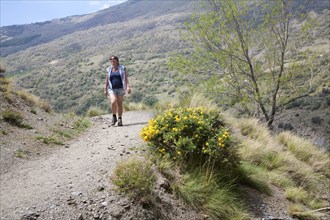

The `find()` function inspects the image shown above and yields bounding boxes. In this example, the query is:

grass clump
[72,117,91,131]
[278,131,330,176]
[289,204,321,220]
[14,90,52,113]
[224,114,330,217]
[285,187,309,204]
[38,100,52,113]
[236,162,272,195]
[2,110,24,126]
[2,110,32,129]
[15,90,39,106]
[173,170,248,220]
[111,157,156,199]
[36,135,64,145]
[123,102,148,111]
[15,149,29,158]
[86,106,105,117]
[0,77,10,92]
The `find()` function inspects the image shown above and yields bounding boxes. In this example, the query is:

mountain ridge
[0,0,196,57]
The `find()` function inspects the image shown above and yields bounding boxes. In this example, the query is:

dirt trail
[0,110,301,220]
[0,111,154,220]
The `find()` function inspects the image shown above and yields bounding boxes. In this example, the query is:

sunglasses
[110,58,117,61]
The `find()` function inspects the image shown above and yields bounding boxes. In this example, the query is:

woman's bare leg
[117,96,124,117]
[110,93,118,115]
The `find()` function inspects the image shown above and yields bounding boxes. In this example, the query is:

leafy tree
[169,0,315,127]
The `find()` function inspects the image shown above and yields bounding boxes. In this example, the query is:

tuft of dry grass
[124,102,148,111]
[222,113,330,215]
[278,131,330,177]
[86,106,105,117]
[1,78,52,113]
[16,90,52,113]
[15,90,39,106]
[111,156,156,199]
[0,77,10,92]
[38,100,52,113]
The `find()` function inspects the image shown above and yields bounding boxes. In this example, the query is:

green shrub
[140,107,239,172]
[142,95,158,107]
[111,157,156,199]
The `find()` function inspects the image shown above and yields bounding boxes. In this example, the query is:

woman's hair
[110,55,119,61]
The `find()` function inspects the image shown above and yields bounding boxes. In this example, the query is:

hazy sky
[0,0,127,26]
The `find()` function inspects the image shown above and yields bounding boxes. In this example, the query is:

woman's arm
[104,71,109,96]
[124,67,131,94]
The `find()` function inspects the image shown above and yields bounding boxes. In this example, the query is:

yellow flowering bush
[140,107,239,169]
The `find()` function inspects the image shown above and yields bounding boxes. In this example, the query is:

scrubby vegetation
[111,157,156,199]
[2,110,32,129]
[1,0,329,218]
[112,92,330,219]
[1,75,91,153]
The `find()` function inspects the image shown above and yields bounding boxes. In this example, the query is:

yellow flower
[177,151,181,155]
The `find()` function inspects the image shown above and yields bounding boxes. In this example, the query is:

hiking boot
[111,116,117,126]
[117,118,123,126]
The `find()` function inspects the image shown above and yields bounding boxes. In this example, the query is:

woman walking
[104,55,131,126]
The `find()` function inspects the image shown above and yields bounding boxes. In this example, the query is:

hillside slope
[1,0,197,115]
[1,74,329,219]
[0,0,329,148]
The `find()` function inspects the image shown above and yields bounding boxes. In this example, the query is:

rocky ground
[0,112,204,220]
